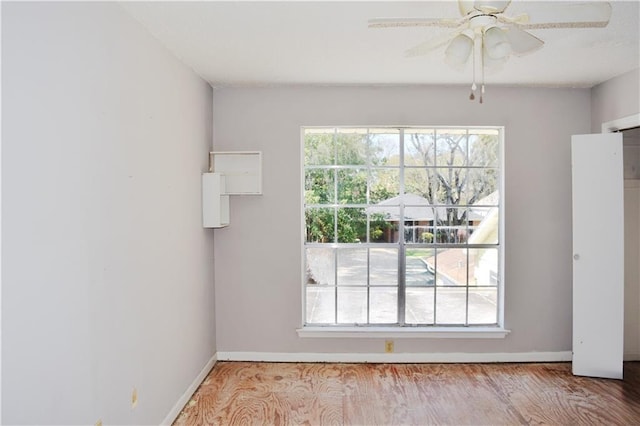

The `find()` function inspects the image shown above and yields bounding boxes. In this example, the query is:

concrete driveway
[305,247,497,325]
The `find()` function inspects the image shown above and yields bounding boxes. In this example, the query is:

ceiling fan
[369,1,612,103]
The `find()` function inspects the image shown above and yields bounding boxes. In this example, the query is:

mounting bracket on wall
[202,151,262,228]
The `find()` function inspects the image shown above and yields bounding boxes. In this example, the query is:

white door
[572,133,624,379]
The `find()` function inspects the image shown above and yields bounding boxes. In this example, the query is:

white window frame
[298,126,508,338]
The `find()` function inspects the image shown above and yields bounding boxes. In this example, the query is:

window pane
[337,169,367,204]
[404,220,435,244]
[404,168,437,199]
[306,286,335,324]
[403,199,437,244]
[406,287,434,324]
[402,198,436,222]
[337,287,367,323]
[370,248,398,286]
[431,168,467,205]
[435,287,466,325]
[436,129,468,167]
[336,130,367,165]
[405,249,435,287]
[337,248,367,286]
[369,132,400,166]
[336,208,366,243]
[369,287,397,324]
[468,248,499,286]
[305,208,335,243]
[304,131,335,165]
[305,247,335,286]
[435,248,467,286]
[405,130,435,167]
[468,287,498,324]
[305,169,334,204]
[468,131,499,168]
[367,206,399,243]
[463,168,498,204]
[370,168,400,204]
[435,207,469,244]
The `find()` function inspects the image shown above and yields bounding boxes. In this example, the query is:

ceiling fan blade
[404,31,460,58]
[368,17,462,29]
[504,26,544,56]
[497,13,530,26]
[518,2,611,29]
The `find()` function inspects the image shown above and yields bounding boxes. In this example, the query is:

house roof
[368,193,439,221]
[369,193,486,222]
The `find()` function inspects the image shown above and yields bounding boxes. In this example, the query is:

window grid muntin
[304,126,501,327]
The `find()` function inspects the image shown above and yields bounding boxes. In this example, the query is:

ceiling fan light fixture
[474,0,512,14]
[482,48,508,70]
[504,26,544,56]
[444,31,474,66]
[483,25,511,59]
[458,1,476,16]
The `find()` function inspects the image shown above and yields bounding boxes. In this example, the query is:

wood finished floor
[174,361,640,425]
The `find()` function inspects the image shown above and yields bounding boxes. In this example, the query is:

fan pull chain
[480,36,485,104]
[469,41,476,101]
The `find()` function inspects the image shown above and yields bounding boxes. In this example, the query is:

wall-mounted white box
[202,172,229,228]
[210,151,262,195]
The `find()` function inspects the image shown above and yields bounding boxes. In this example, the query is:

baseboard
[160,353,217,426]
[216,351,573,363]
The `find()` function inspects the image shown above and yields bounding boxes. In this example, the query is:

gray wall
[591,68,640,132]
[2,3,215,424]
[212,85,590,355]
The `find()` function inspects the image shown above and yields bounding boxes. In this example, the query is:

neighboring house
[367,193,485,244]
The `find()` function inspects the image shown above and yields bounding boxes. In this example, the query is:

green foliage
[305,169,334,204]
[420,232,434,243]
[305,209,392,243]
[304,133,335,165]
[337,169,367,204]
[305,208,334,243]
[369,213,391,242]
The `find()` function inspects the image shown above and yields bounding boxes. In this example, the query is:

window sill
[297,326,510,339]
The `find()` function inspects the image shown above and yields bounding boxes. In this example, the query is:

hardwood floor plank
[174,362,640,425]
[409,364,526,425]
[483,363,640,425]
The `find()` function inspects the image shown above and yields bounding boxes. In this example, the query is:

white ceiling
[121,0,640,88]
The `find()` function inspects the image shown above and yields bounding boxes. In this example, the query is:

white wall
[2,3,215,424]
[591,68,640,133]
[212,85,590,356]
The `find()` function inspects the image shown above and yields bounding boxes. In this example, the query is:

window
[303,127,502,327]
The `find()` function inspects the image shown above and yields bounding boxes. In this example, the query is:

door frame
[604,112,640,363]
[602,113,640,133]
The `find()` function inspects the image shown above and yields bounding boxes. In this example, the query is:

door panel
[571,133,624,379]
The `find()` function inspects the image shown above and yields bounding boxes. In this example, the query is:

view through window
[304,127,502,326]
